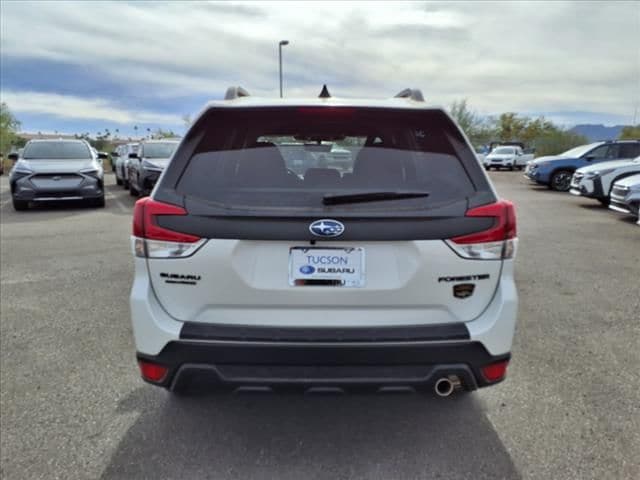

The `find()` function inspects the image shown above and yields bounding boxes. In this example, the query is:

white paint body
[131,238,518,357]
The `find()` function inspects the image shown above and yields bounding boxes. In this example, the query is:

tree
[0,103,22,155]
[182,114,192,127]
[532,129,588,157]
[619,125,640,140]
[152,128,178,139]
[495,113,530,142]
[448,99,495,146]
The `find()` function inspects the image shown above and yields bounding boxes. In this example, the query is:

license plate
[289,247,365,287]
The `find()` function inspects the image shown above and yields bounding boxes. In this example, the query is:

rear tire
[123,178,130,190]
[12,198,28,211]
[597,197,609,206]
[116,176,123,186]
[129,181,139,197]
[550,170,573,191]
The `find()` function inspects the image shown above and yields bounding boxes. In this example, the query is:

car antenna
[319,85,331,98]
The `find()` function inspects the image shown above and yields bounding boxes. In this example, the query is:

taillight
[138,359,168,383]
[132,197,205,258]
[446,200,517,260]
[481,360,509,382]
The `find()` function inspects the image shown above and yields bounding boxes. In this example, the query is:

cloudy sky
[1,1,638,136]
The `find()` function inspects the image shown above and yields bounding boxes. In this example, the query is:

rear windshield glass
[142,142,178,158]
[23,142,91,160]
[176,108,476,213]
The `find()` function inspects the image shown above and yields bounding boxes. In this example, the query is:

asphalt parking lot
[1,172,638,480]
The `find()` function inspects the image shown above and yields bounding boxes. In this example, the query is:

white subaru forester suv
[130,86,518,396]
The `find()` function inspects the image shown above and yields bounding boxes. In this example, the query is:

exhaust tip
[435,378,454,397]
[434,375,462,397]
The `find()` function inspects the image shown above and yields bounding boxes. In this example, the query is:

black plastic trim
[136,340,510,391]
[180,322,471,343]
[157,214,494,241]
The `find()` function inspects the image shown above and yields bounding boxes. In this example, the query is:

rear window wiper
[322,190,430,205]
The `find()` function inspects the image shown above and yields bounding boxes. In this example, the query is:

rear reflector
[481,360,509,382]
[446,200,517,260]
[138,360,168,383]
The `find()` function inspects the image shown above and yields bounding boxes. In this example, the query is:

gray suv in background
[127,139,179,197]
[9,139,106,210]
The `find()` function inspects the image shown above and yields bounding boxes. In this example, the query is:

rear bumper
[137,339,510,392]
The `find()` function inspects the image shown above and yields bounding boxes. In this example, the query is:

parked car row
[524,140,640,224]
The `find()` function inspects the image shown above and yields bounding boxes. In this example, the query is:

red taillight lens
[481,360,509,382]
[138,360,168,383]
[446,200,517,260]
[452,200,516,244]
[133,197,200,243]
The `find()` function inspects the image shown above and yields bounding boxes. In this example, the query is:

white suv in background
[114,142,139,189]
[570,156,640,205]
[483,146,532,171]
[609,173,640,224]
[130,86,519,397]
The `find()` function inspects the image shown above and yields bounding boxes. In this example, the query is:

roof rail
[224,86,250,100]
[394,88,424,102]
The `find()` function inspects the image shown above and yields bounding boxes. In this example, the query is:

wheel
[597,197,609,206]
[484,166,490,171]
[116,176,123,186]
[123,178,130,189]
[12,198,28,211]
[129,180,139,197]
[550,170,573,191]
[508,165,514,171]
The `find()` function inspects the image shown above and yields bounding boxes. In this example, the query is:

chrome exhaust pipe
[434,375,462,397]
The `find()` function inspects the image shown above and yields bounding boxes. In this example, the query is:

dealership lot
[1,172,638,479]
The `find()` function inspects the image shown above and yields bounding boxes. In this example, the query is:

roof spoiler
[224,86,250,100]
[394,88,425,102]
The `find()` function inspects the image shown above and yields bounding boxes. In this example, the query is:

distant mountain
[569,124,625,142]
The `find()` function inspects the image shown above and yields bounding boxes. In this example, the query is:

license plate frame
[289,247,365,287]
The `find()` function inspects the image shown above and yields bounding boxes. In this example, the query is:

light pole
[279,40,289,98]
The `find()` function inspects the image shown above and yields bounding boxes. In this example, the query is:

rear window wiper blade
[322,190,430,205]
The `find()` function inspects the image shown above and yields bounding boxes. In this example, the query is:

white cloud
[1,90,182,125]
[1,1,638,123]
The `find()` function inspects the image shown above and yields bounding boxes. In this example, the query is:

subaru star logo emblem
[309,219,344,237]
[299,265,315,275]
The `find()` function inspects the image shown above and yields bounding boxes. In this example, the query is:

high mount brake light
[296,107,356,117]
[446,200,517,260]
[132,198,205,258]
